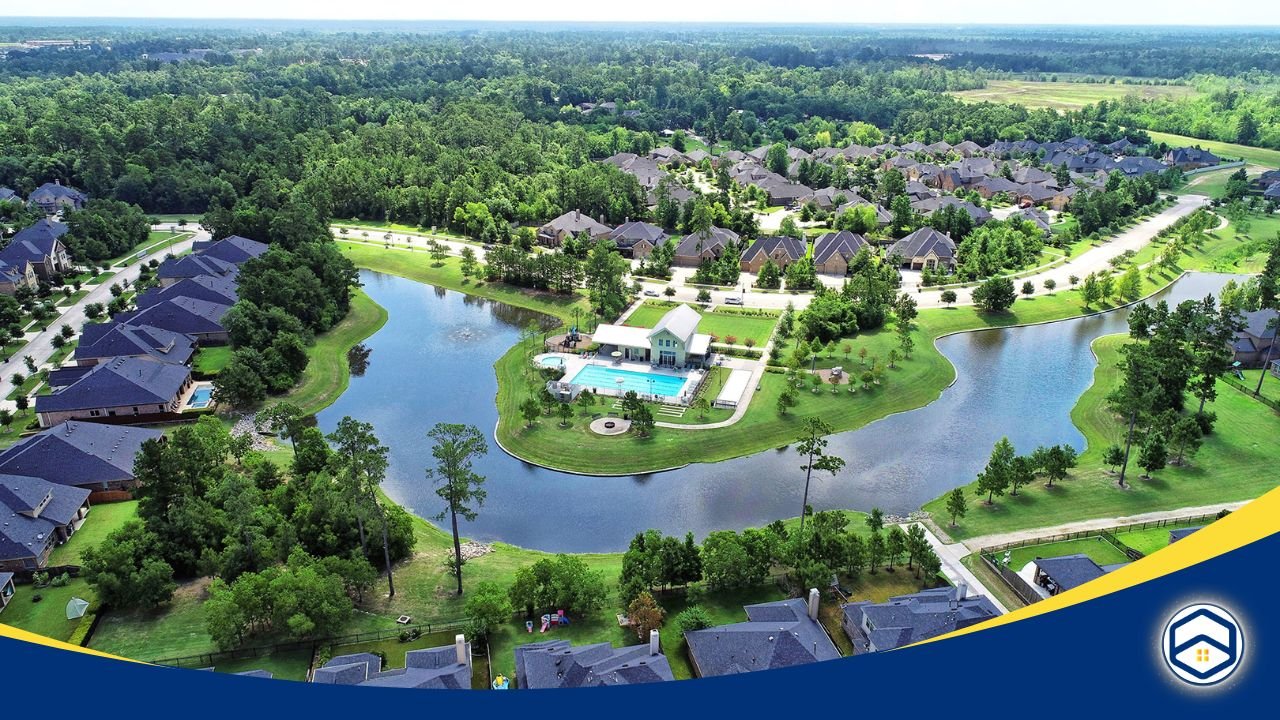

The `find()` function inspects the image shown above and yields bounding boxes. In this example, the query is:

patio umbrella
[65,596,90,620]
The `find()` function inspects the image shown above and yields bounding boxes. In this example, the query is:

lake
[316,270,1243,552]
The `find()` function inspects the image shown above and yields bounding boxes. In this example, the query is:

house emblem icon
[1161,603,1244,686]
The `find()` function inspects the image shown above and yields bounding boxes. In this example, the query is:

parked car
[643,289,660,297]
[724,295,743,305]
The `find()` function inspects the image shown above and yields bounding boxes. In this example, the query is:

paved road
[908,522,1010,614]
[333,194,1210,315]
[0,227,205,412]
[958,500,1251,552]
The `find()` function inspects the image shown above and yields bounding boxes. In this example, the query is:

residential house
[35,356,195,428]
[135,275,239,310]
[649,147,690,166]
[27,181,87,214]
[0,420,163,498]
[1106,138,1137,153]
[116,296,233,345]
[1232,310,1278,367]
[0,473,91,572]
[1009,207,1053,235]
[684,149,710,165]
[972,176,1023,199]
[536,210,613,248]
[1011,165,1057,186]
[905,181,934,201]
[155,254,239,287]
[953,140,983,157]
[812,231,870,276]
[672,226,739,267]
[606,221,669,260]
[684,591,840,678]
[0,572,13,613]
[1115,156,1169,177]
[0,218,73,280]
[1254,169,1280,191]
[841,585,999,654]
[803,186,849,212]
[0,188,21,204]
[514,632,674,689]
[1265,184,1280,202]
[1016,184,1076,212]
[0,259,37,296]
[190,235,269,265]
[313,636,472,689]
[74,323,196,367]
[888,227,957,271]
[1165,146,1222,170]
[1030,554,1114,596]
[740,236,806,273]
[591,304,711,370]
[910,195,993,225]
[756,177,812,207]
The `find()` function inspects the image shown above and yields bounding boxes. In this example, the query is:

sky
[1,1,1278,27]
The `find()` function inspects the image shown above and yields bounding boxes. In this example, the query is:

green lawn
[213,649,314,681]
[924,333,1280,540]
[48,501,138,567]
[107,231,191,266]
[1203,214,1280,274]
[278,288,388,416]
[624,302,780,346]
[1003,536,1132,573]
[193,346,233,376]
[0,578,95,643]
[89,579,218,660]
[1144,130,1280,169]
[1113,520,1210,557]
[951,80,1198,111]
[960,553,1027,611]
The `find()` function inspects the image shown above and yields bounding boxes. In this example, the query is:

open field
[951,80,1198,111]
[923,333,1280,540]
[624,301,780,346]
[1145,130,1280,168]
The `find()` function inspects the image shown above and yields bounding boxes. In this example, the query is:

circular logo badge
[1161,603,1244,686]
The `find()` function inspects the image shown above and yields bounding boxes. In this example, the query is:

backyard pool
[569,364,689,398]
[187,385,214,410]
[538,356,564,369]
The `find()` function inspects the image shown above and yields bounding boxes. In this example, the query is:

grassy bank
[280,288,388,416]
[922,333,1280,541]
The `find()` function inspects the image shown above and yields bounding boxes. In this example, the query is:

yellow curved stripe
[921,484,1280,646]
[0,621,139,662]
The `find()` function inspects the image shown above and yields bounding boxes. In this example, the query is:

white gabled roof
[649,304,701,346]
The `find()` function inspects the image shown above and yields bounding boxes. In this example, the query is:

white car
[724,296,744,305]
[643,289,660,297]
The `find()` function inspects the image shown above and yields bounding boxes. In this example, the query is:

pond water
[316,270,1244,553]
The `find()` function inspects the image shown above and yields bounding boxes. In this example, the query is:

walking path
[959,500,1251,552]
[907,522,1010,614]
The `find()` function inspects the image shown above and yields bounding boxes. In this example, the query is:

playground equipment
[492,675,510,690]
[526,620,534,633]
[538,610,572,632]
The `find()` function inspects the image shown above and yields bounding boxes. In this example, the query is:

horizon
[1,1,1279,28]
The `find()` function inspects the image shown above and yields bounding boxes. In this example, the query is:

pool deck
[535,352,703,404]
[181,381,216,412]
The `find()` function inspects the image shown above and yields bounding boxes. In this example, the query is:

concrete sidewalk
[906,522,1010,614]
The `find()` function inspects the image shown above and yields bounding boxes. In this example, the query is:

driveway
[0,227,205,412]
[906,522,1011,614]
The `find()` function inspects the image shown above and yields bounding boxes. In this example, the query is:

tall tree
[1255,240,1280,397]
[1107,344,1161,488]
[795,417,847,541]
[327,417,391,593]
[426,423,489,595]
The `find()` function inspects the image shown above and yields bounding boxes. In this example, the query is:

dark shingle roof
[35,357,190,414]
[514,640,674,689]
[0,474,89,564]
[607,221,669,250]
[117,296,231,336]
[0,219,67,265]
[134,275,239,310]
[741,236,806,264]
[0,421,161,491]
[813,231,869,265]
[842,587,999,652]
[674,226,740,259]
[190,235,270,265]
[1034,554,1107,591]
[312,646,472,689]
[156,254,239,282]
[74,323,196,366]
[888,227,957,261]
[684,598,839,677]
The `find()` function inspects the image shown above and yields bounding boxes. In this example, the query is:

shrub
[676,605,713,633]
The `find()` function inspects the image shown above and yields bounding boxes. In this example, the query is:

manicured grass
[0,578,95,643]
[47,501,138,567]
[1234,370,1280,405]
[960,553,1027,611]
[324,629,491,687]
[89,579,218,660]
[1113,522,1207,557]
[107,231,191,266]
[213,649,314,681]
[1144,130,1280,169]
[1204,214,1280,274]
[193,346,233,376]
[279,288,388,416]
[923,333,1280,540]
[951,80,1198,111]
[624,301,779,346]
[1003,536,1132,573]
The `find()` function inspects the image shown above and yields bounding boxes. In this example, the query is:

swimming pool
[569,365,689,399]
[188,386,214,409]
[539,356,565,369]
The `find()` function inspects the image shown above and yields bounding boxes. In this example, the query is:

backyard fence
[1223,375,1280,412]
[978,512,1225,605]
[146,617,470,670]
